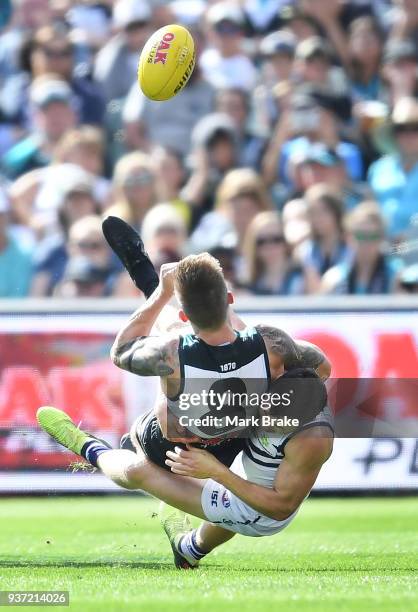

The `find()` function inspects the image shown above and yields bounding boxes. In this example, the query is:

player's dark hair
[268,368,327,427]
[175,253,229,331]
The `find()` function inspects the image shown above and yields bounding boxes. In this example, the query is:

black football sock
[102,216,159,298]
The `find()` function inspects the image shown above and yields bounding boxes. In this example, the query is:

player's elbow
[318,357,332,381]
[110,343,120,367]
[270,495,300,521]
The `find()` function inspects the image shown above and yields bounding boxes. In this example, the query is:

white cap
[207,2,244,26]
[30,78,72,108]
[113,0,151,28]
[170,0,206,26]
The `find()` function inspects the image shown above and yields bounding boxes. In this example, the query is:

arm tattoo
[256,324,300,368]
[113,337,178,377]
[294,341,325,370]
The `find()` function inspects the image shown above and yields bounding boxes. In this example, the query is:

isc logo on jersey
[138,24,196,101]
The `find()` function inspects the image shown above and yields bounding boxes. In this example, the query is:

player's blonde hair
[174,253,229,331]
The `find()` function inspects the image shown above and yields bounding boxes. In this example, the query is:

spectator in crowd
[0,0,417,301]
[55,255,111,298]
[122,29,215,156]
[281,198,311,250]
[54,215,121,297]
[0,0,52,98]
[1,76,77,179]
[94,0,152,102]
[107,151,156,228]
[263,91,362,190]
[368,97,418,240]
[28,23,105,124]
[243,211,315,296]
[389,0,418,52]
[31,171,100,296]
[208,237,242,293]
[182,113,239,218]
[381,38,418,103]
[0,187,32,297]
[254,30,296,134]
[215,88,265,169]
[53,126,110,203]
[293,36,348,95]
[151,147,190,226]
[321,201,402,294]
[346,16,385,102]
[54,126,106,179]
[141,203,187,270]
[9,163,104,242]
[278,5,320,42]
[2,22,105,127]
[288,143,370,211]
[189,168,271,261]
[297,184,351,279]
[200,2,257,91]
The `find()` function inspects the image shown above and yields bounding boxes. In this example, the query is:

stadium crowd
[1,0,418,298]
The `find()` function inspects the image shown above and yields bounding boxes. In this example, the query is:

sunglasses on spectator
[123,174,153,187]
[76,240,106,251]
[256,235,285,247]
[125,21,149,33]
[156,225,181,235]
[352,231,382,242]
[394,123,418,134]
[214,21,242,36]
[42,47,72,58]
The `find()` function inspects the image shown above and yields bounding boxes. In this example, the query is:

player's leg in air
[102,216,246,566]
[36,406,235,568]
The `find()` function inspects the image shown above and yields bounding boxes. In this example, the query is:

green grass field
[0,496,417,612]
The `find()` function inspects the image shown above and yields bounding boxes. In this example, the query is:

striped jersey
[232,406,334,488]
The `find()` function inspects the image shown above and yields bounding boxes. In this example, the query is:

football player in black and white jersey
[37,217,333,570]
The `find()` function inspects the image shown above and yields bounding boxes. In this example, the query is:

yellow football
[137,24,196,101]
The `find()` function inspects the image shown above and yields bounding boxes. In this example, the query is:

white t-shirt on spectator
[199,49,257,92]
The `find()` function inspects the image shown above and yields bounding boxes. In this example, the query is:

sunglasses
[123,174,153,187]
[43,47,72,58]
[214,21,242,35]
[352,231,382,242]
[76,240,105,251]
[156,225,181,235]
[256,235,285,247]
[394,123,418,134]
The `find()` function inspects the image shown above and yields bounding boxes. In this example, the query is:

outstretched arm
[166,427,333,521]
[111,263,181,377]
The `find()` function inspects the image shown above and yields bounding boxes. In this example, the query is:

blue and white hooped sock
[80,439,111,467]
[178,529,207,562]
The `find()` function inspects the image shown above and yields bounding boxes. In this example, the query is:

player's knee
[123,458,150,489]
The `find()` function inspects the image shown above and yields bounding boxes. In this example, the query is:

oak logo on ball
[154,32,175,65]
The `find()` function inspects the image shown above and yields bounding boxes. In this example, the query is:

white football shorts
[200,454,300,537]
